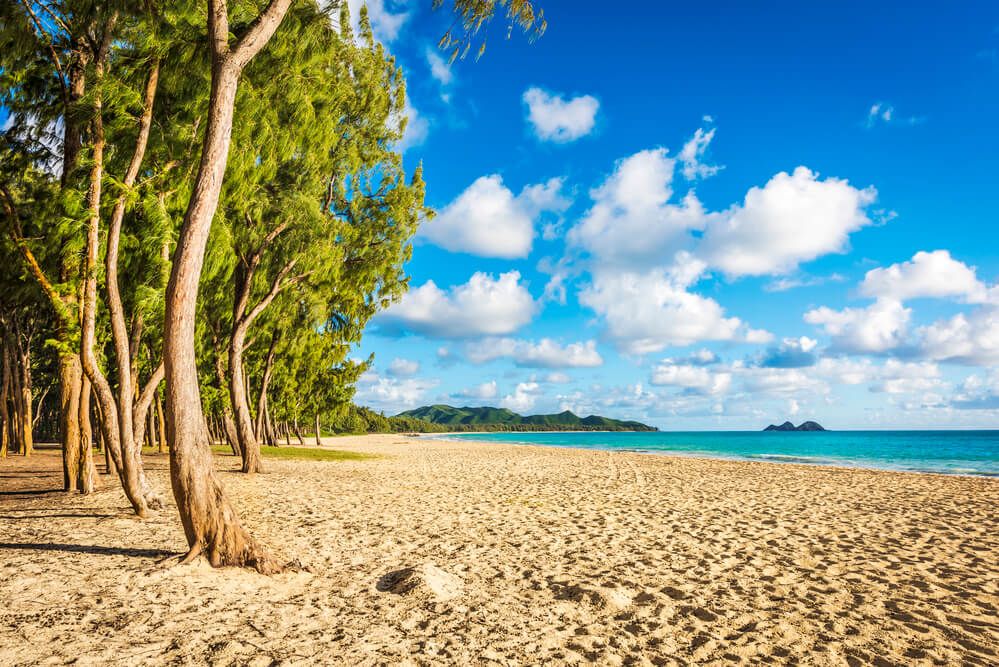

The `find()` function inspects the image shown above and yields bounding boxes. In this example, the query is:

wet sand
[1,434,997,665]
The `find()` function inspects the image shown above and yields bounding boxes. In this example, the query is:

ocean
[445,430,999,477]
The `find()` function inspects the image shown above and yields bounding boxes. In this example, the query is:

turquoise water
[445,430,999,477]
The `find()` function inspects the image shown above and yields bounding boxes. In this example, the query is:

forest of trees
[0,0,545,572]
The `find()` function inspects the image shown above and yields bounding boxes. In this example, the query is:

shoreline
[425,432,999,480]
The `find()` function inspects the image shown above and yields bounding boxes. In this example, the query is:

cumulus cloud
[377,271,538,339]
[455,380,498,400]
[544,372,572,384]
[804,298,911,353]
[386,357,420,377]
[679,126,723,180]
[650,360,732,395]
[500,382,543,412]
[523,87,599,142]
[567,148,707,269]
[758,336,819,368]
[355,371,438,411]
[701,167,877,277]
[466,338,603,368]
[916,308,999,366]
[579,255,770,355]
[860,250,988,303]
[950,371,999,410]
[420,175,568,258]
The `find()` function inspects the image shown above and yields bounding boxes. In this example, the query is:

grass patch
[209,445,377,462]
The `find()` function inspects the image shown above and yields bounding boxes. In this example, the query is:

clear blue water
[445,431,999,477]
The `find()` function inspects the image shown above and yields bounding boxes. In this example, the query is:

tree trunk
[314,413,321,447]
[0,337,10,459]
[156,391,168,454]
[229,331,261,473]
[78,376,97,493]
[163,0,292,571]
[17,348,33,457]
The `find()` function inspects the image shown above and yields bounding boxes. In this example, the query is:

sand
[1,435,997,666]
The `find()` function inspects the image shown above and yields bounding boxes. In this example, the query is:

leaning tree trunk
[163,0,292,571]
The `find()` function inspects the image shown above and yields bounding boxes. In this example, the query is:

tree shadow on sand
[0,542,177,559]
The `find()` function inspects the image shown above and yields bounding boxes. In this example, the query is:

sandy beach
[1,434,997,665]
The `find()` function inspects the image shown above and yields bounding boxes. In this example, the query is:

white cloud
[420,175,568,258]
[500,382,543,412]
[466,338,603,368]
[377,271,538,338]
[398,94,428,150]
[859,250,988,303]
[579,257,770,354]
[544,372,572,384]
[650,360,732,395]
[758,336,819,368]
[701,167,877,277]
[386,357,420,377]
[355,372,438,411]
[737,366,829,396]
[567,149,709,269]
[455,380,498,400]
[804,298,910,353]
[425,47,453,86]
[347,0,410,44]
[866,102,924,128]
[523,87,599,143]
[679,126,722,180]
[916,307,999,366]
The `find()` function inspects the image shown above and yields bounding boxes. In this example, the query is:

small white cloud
[425,47,453,86]
[866,101,924,128]
[355,372,439,411]
[679,126,723,180]
[523,87,599,143]
[500,382,543,412]
[650,360,732,395]
[466,338,603,368]
[545,372,572,384]
[377,271,538,339]
[386,357,420,377]
[859,250,988,303]
[420,175,568,258]
[804,298,911,353]
[455,380,498,400]
[347,0,410,44]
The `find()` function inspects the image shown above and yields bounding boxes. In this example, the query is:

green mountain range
[395,405,657,432]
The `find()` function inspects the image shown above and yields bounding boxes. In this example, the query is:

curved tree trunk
[163,0,292,571]
[156,392,168,454]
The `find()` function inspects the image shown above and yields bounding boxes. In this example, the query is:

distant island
[396,405,658,432]
[763,421,826,432]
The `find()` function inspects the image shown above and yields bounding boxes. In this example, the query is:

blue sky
[353,0,999,429]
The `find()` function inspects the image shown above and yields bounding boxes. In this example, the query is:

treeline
[0,0,546,572]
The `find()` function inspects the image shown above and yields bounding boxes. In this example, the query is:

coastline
[429,431,999,479]
[2,434,997,664]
